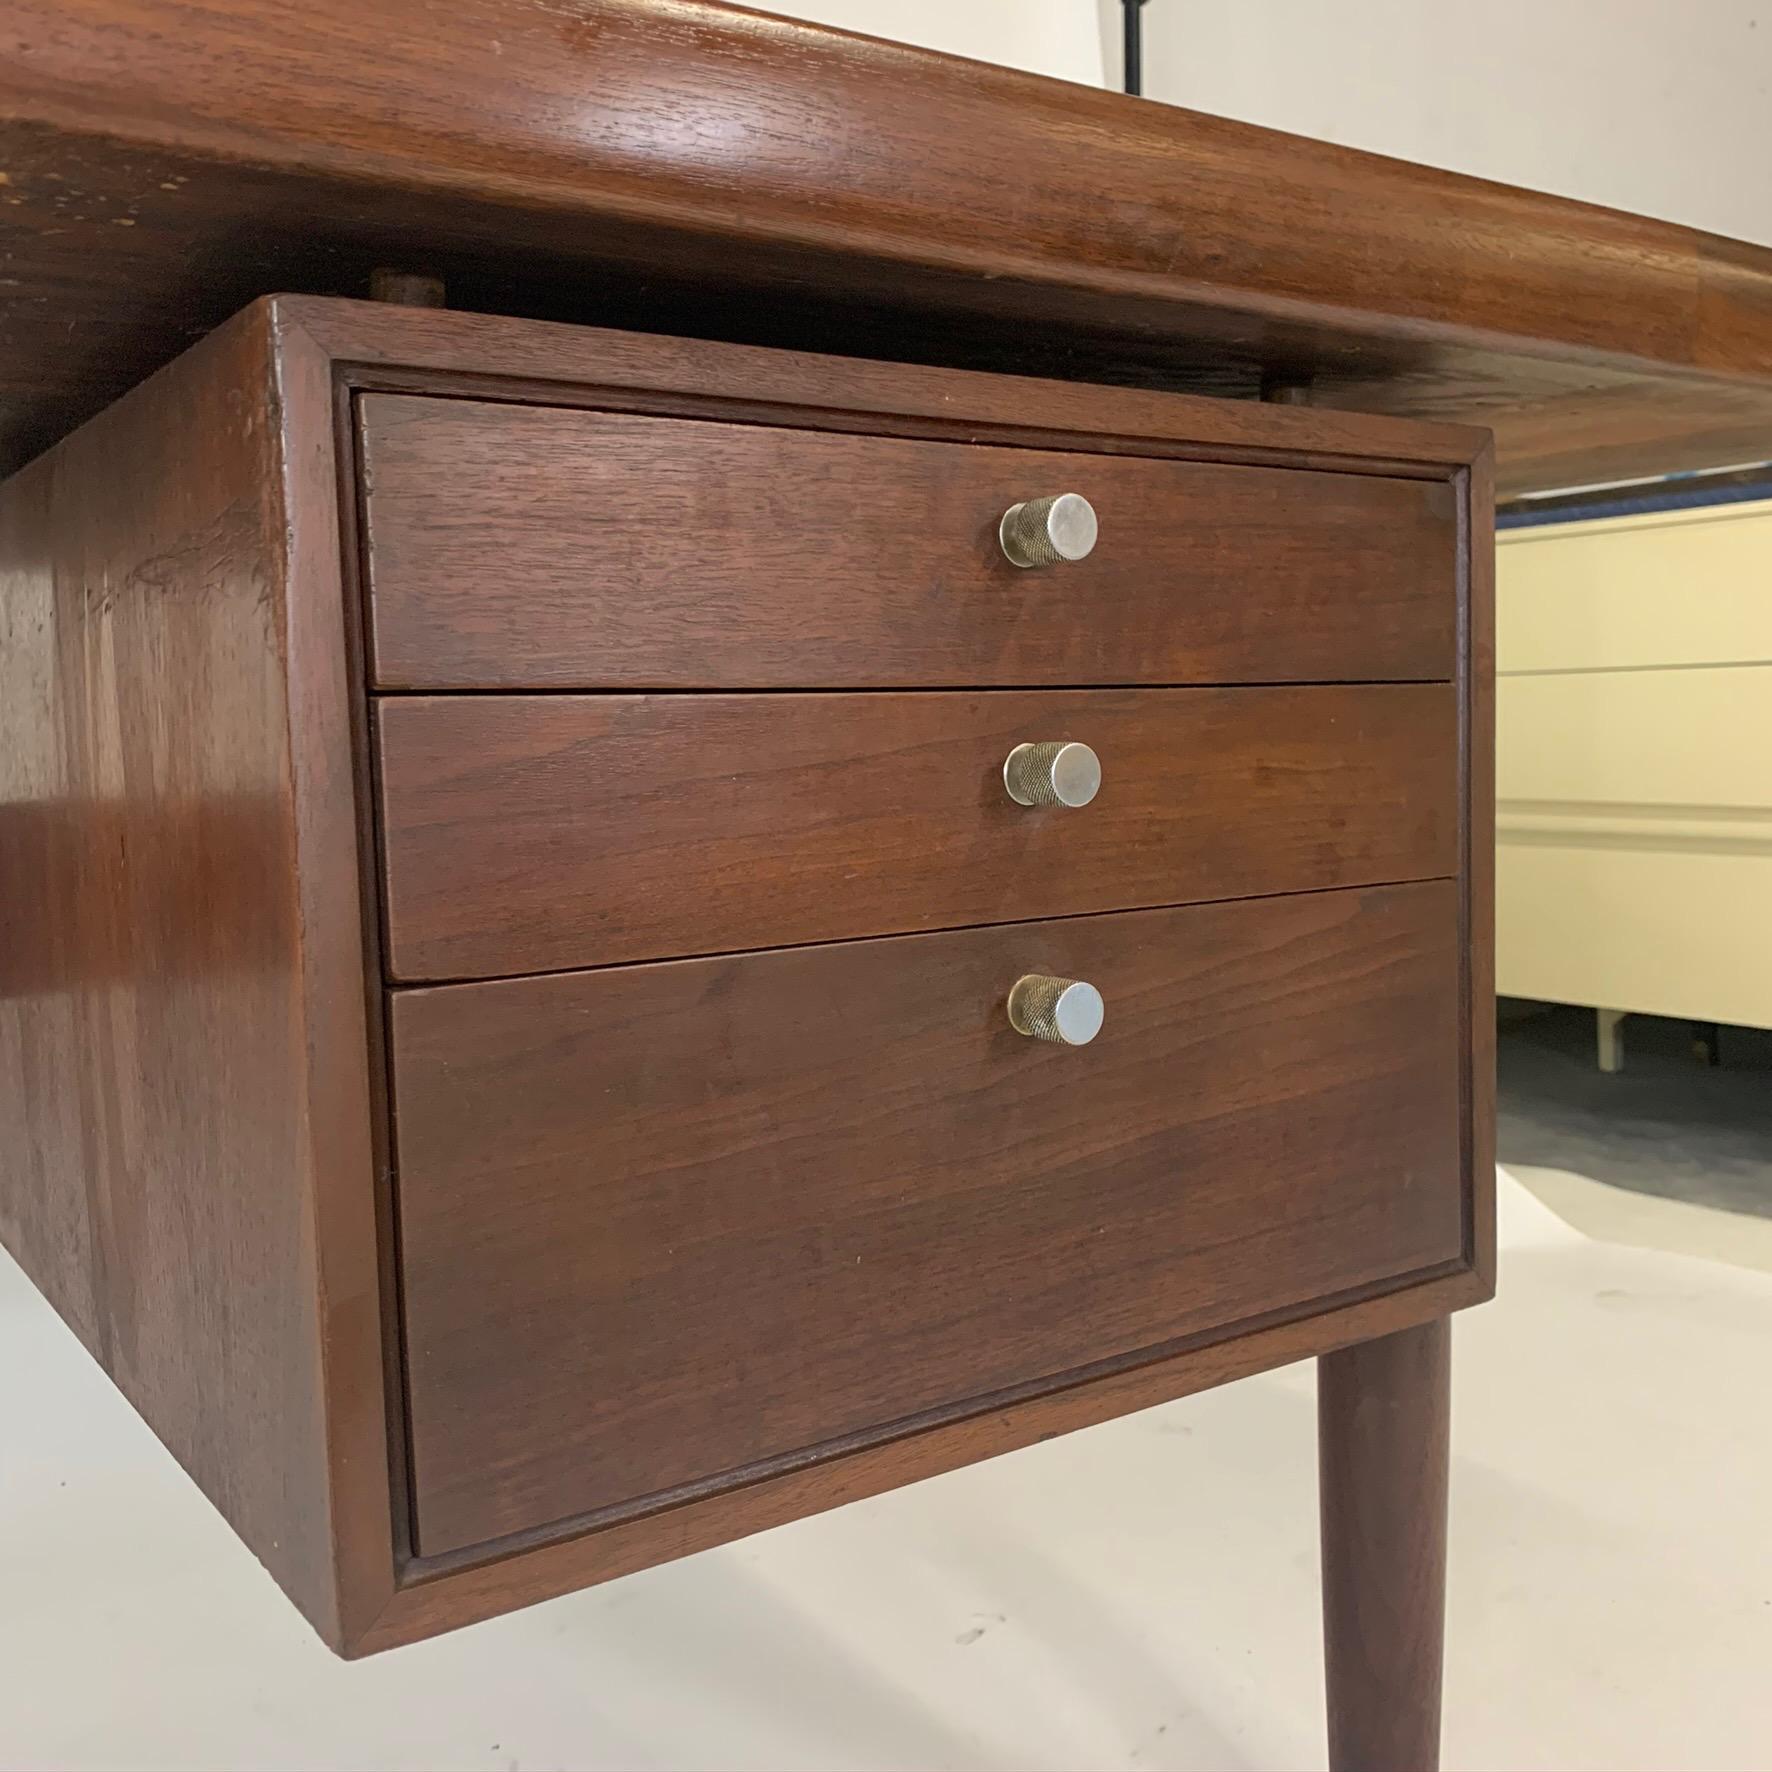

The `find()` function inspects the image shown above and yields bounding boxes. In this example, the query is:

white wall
[762,0,1104,84]
[1126,0,1772,248]
[765,0,1772,246]
[759,2,1771,247]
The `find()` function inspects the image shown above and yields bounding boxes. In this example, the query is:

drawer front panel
[1497,843,1772,1027]
[393,881,1465,1556]
[1498,499,1772,674]
[1498,665,1772,810]
[359,396,1457,689]
[1496,662,1772,1025]
[377,685,1458,980]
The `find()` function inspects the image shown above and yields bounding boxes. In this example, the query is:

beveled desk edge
[0,0,1767,493]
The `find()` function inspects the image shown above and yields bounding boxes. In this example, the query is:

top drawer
[359,396,1458,690]
[1498,498,1772,674]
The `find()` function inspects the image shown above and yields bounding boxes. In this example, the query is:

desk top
[4,0,1770,492]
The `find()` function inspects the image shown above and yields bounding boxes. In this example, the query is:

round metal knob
[999,493,1098,568]
[1004,741,1101,808]
[1007,975,1105,1046]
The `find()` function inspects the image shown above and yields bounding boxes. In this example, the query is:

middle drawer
[377,685,1457,981]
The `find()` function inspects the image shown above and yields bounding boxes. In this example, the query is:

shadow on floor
[1497,1003,1772,1218]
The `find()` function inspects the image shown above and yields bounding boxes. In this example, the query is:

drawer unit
[394,882,1464,1556]
[0,297,1493,1655]
[359,395,1460,690]
[377,684,1459,979]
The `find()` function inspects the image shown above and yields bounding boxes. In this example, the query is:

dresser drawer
[392,880,1464,1555]
[377,684,1457,979]
[359,395,1458,690]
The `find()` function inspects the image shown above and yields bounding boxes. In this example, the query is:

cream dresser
[1497,486,1772,1065]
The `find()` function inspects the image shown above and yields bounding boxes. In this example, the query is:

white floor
[1505,1162,1772,1276]
[2,1171,1769,1772]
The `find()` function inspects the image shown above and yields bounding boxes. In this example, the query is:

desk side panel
[0,305,380,1647]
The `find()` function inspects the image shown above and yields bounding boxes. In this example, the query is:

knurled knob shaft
[999,492,1099,567]
[1007,975,1105,1046]
[1003,740,1102,808]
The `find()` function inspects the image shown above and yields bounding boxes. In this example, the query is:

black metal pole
[1122,0,1150,97]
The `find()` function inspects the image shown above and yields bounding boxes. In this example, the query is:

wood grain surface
[377,686,1458,979]
[359,396,1457,690]
[2,1,1771,490]
[392,880,1465,1556]
[1319,1316,1452,1772]
[0,304,391,1648]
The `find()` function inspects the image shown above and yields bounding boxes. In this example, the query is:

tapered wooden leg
[1319,1316,1450,1772]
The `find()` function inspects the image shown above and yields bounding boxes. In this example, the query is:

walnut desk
[4,5,1772,1767]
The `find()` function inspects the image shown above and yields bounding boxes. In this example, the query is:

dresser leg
[1318,1316,1450,1772]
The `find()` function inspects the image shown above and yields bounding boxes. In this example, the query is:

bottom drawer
[392,882,1465,1557]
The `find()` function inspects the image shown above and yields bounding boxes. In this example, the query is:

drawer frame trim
[266,294,1495,1654]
